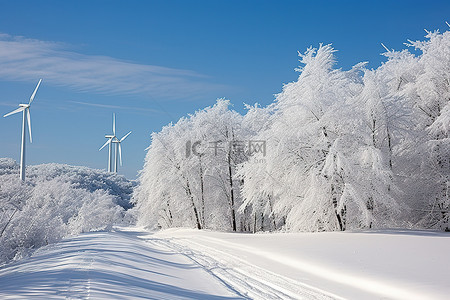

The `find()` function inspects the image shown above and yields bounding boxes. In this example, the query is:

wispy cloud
[0,33,224,100]
[69,100,160,113]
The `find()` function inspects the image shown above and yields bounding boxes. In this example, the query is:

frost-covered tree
[134,99,249,231]
[133,118,202,229]
[352,68,413,227]
[188,99,247,231]
[237,103,280,232]
[382,29,450,230]
[239,44,400,231]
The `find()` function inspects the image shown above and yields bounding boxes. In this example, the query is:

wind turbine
[3,79,42,181]
[112,130,132,173]
[99,113,116,172]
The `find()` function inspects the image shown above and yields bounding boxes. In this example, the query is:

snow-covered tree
[193,100,250,231]
[388,29,450,230]
[133,118,201,229]
[239,44,401,231]
[134,99,249,231]
[237,103,279,232]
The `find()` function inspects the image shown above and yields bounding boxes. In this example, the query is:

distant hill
[0,158,136,265]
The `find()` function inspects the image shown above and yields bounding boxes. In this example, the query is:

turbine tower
[3,79,42,181]
[99,113,116,172]
[112,130,132,173]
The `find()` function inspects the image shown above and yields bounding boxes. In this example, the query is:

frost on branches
[134,26,449,232]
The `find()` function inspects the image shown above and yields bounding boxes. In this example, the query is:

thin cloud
[69,100,160,113]
[0,33,224,100]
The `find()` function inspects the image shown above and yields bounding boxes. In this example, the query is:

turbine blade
[99,139,111,151]
[29,79,42,105]
[120,131,132,142]
[27,108,32,143]
[112,113,116,136]
[3,106,25,118]
[118,143,123,166]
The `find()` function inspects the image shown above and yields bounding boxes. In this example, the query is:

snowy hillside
[0,227,448,300]
[0,228,239,300]
[0,158,135,265]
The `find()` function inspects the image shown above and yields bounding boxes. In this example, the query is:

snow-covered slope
[0,228,241,300]
[153,229,449,300]
[1,227,448,299]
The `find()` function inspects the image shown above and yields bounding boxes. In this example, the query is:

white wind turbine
[99,113,116,172]
[112,130,132,173]
[3,79,42,181]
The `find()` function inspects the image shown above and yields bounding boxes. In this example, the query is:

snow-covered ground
[0,227,448,300]
[0,228,240,300]
[153,228,450,300]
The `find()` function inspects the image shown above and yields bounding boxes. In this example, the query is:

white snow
[153,228,450,300]
[0,228,241,299]
[0,227,448,300]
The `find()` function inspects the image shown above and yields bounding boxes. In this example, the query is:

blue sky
[0,0,448,179]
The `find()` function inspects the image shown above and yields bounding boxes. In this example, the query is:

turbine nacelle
[110,131,131,167]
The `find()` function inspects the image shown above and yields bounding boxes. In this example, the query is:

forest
[133,29,449,233]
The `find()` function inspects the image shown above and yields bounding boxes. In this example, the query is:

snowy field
[0,228,239,300]
[0,227,448,300]
[154,228,450,300]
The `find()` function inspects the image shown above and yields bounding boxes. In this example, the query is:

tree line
[133,28,449,232]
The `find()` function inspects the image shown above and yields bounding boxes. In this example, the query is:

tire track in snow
[144,236,339,300]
